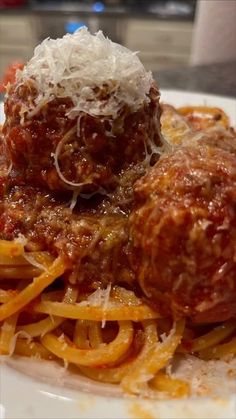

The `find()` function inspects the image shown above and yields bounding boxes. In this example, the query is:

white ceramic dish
[0,90,236,419]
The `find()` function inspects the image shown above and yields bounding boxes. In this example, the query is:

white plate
[161,90,236,126]
[0,90,236,419]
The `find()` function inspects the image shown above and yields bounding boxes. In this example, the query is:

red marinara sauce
[130,144,236,323]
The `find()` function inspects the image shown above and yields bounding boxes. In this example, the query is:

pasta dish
[0,29,235,399]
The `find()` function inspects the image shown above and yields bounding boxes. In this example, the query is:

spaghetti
[0,239,235,398]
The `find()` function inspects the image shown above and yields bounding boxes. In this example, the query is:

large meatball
[4,83,160,193]
[3,29,162,193]
[130,144,236,322]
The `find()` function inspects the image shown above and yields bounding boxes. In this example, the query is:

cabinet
[0,15,38,76]
[124,19,193,71]
[0,14,194,77]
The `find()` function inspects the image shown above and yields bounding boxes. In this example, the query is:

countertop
[154,60,236,98]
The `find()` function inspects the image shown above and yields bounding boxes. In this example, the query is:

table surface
[154,61,236,98]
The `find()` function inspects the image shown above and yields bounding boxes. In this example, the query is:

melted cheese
[17,28,153,120]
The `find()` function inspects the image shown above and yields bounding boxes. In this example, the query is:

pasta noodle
[121,319,185,396]
[150,373,190,398]
[14,339,54,360]
[41,321,134,367]
[177,105,230,129]
[179,320,236,353]
[0,255,65,321]
[0,239,235,398]
[199,338,236,360]
[0,239,25,257]
[0,313,19,355]
[33,300,159,322]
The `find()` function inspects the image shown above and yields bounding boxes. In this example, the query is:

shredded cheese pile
[17,28,153,120]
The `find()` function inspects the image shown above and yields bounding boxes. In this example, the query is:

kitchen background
[0,0,236,83]
[0,0,235,79]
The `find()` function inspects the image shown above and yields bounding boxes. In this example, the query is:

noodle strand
[0,256,66,321]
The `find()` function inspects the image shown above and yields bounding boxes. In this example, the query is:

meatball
[130,144,236,322]
[3,83,160,193]
[3,30,162,194]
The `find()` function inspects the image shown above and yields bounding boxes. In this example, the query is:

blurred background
[0,0,235,78]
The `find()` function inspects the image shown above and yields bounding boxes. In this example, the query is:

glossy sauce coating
[2,81,236,323]
[0,183,134,288]
[130,144,236,322]
[3,81,161,193]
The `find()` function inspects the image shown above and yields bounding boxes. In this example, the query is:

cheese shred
[16,28,154,124]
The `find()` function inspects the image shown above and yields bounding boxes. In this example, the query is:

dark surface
[0,0,195,20]
[154,61,236,98]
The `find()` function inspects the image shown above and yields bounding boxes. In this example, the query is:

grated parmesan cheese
[78,284,112,328]
[23,252,48,272]
[17,28,154,123]
[8,331,32,357]
[15,233,27,247]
